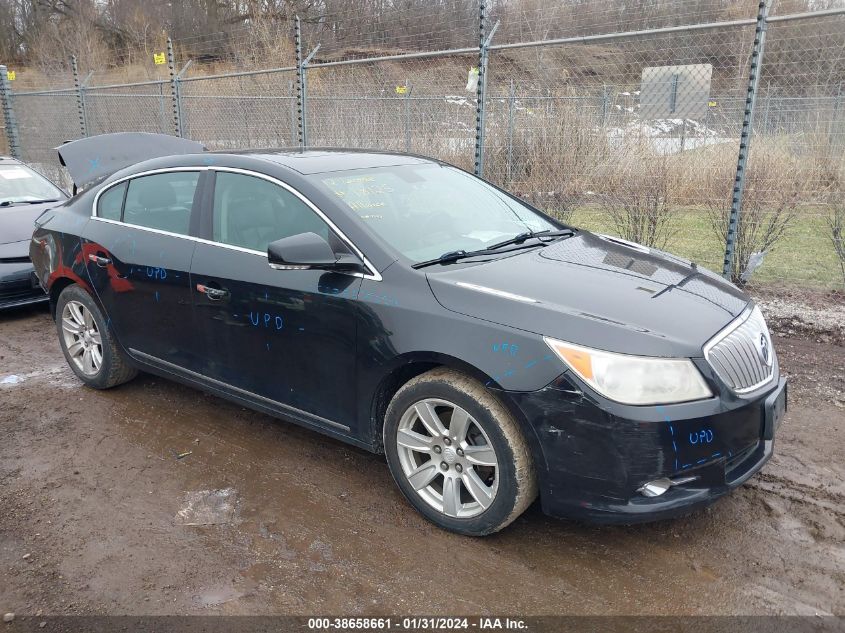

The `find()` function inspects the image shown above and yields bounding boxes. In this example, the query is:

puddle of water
[175,488,238,526]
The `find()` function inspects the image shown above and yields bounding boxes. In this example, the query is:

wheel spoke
[442,476,461,517]
[62,317,82,335]
[414,401,446,437]
[68,302,85,326]
[67,340,84,358]
[462,469,494,509]
[82,348,94,373]
[91,346,103,370]
[82,307,94,329]
[463,444,497,467]
[407,461,440,490]
[90,331,102,346]
[397,428,433,453]
[448,406,470,440]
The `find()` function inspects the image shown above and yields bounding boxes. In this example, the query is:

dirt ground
[1,304,843,617]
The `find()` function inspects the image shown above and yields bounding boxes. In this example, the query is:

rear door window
[97,182,126,221]
[122,171,200,235]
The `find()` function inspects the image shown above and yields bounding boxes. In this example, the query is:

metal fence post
[722,0,771,280]
[71,56,91,138]
[473,2,499,178]
[404,80,413,153]
[294,17,320,150]
[831,81,843,148]
[175,60,192,138]
[0,65,21,159]
[506,79,516,183]
[167,37,183,137]
[600,85,610,126]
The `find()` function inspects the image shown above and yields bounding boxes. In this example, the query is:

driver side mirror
[267,232,364,273]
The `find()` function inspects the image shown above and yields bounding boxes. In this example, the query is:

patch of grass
[568,206,843,290]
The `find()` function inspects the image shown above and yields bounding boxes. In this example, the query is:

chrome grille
[704,306,775,394]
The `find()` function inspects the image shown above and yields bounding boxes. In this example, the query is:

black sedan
[1,156,67,309]
[30,134,786,535]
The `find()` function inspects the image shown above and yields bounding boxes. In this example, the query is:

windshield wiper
[484,228,574,251]
[412,229,575,270]
[0,199,61,207]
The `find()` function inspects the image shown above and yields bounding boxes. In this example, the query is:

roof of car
[214,148,438,175]
[0,156,22,165]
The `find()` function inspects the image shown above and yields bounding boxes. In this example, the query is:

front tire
[56,284,137,389]
[384,368,537,536]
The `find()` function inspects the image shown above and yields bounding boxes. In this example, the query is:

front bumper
[0,262,49,309]
[506,372,786,524]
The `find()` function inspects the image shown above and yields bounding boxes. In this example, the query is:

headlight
[544,337,713,405]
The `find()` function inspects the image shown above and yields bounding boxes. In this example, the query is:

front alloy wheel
[384,368,537,536]
[396,398,499,518]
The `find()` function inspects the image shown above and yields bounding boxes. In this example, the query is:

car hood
[0,202,57,245]
[425,231,749,358]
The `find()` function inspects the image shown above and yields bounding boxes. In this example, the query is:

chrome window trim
[702,305,775,395]
[90,165,382,281]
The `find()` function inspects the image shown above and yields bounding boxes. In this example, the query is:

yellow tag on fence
[395,85,407,94]
[708,100,717,107]
[6,70,15,81]
[153,52,166,65]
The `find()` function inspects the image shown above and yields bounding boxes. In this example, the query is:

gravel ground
[1,304,843,617]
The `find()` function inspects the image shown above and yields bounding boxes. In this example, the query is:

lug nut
[433,445,442,454]
[440,462,448,471]
[456,448,464,457]
[455,464,463,473]
[443,437,452,446]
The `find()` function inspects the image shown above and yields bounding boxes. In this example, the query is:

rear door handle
[88,254,112,268]
[196,283,229,300]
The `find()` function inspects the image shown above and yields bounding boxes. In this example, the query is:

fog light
[638,478,672,497]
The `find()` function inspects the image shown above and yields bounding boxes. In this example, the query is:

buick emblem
[758,333,771,366]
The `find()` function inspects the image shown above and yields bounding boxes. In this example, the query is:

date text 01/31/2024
[307,617,528,630]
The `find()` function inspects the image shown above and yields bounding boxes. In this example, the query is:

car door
[84,169,205,368]
[190,169,362,433]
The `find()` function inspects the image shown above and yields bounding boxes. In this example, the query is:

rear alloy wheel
[384,368,537,536]
[56,284,137,389]
[61,300,103,376]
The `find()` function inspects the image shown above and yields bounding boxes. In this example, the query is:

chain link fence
[1,2,843,292]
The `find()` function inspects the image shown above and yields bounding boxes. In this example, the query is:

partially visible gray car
[0,157,67,309]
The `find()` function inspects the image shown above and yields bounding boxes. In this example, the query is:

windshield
[313,164,557,262]
[0,164,65,205]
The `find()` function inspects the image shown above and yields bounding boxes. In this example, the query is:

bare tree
[706,143,802,284]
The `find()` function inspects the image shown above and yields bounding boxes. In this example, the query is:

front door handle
[88,254,112,268]
[196,283,229,300]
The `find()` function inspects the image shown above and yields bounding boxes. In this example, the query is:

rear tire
[56,284,137,389]
[384,368,537,536]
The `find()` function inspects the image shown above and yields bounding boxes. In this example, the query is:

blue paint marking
[154,291,160,302]
[201,155,216,165]
[485,351,555,387]
[656,405,680,473]
[492,342,519,356]
[266,342,271,351]
[248,311,283,330]
[689,428,714,445]
[145,266,167,280]
[86,157,101,174]
[298,327,305,331]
